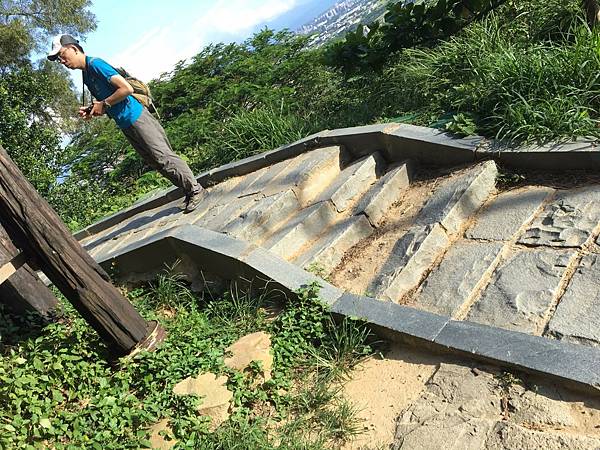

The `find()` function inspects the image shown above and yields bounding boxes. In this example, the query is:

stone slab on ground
[393,363,499,450]
[317,152,386,212]
[416,240,504,318]
[466,187,552,241]
[355,161,413,227]
[518,185,600,248]
[467,248,572,334]
[264,201,338,260]
[224,190,300,244]
[294,215,373,274]
[371,223,450,302]
[149,419,177,450]
[486,422,600,450]
[416,160,498,235]
[392,362,600,450]
[172,373,233,429]
[224,332,273,381]
[342,345,438,450]
[546,253,600,346]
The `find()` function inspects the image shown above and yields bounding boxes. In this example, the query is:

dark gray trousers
[122,108,200,195]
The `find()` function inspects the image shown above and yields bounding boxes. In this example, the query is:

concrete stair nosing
[293,214,374,274]
[264,200,339,260]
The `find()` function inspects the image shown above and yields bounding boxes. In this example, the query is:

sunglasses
[57,47,73,63]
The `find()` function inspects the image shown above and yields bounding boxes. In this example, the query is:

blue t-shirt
[83,56,143,129]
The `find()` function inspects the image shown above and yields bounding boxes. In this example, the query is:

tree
[0,0,95,68]
[582,0,600,27]
[0,68,68,195]
[0,0,96,195]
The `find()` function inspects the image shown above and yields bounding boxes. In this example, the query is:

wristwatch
[102,99,112,109]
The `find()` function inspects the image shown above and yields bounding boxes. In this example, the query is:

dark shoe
[183,189,208,213]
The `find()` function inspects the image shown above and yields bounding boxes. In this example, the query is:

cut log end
[122,321,167,361]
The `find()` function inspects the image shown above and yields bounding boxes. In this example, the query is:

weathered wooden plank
[0,225,59,318]
[0,145,158,356]
[0,251,25,284]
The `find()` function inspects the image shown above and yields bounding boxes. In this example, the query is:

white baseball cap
[47,34,80,61]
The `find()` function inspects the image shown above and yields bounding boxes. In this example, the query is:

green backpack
[115,67,158,115]
[82,59,160,117]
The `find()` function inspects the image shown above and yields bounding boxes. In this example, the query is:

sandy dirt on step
[330,176,438,298]
[342,344,439,450]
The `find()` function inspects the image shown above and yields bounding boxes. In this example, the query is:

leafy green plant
[0,278,375,448]
[325,0,509,74]
[445,112,478,136]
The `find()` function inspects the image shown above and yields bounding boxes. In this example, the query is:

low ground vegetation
[0,274,377,449]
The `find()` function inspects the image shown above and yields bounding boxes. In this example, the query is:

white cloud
[195,0,298,34]
[105,0,299,82]
[109,26,189,81]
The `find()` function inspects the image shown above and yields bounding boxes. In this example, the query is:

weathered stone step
[415,240,504,317]
[294,215,373,275]
[467,248,575,335]
[262,201,338,260]
[518,185,600,248]
[282,145,348,207]
[316,152,386,212]
[197,194,264,231]
[416,160,498,235]
[467,187,553,241]
[355,160,413,227]
[546,253,600,346]
[223,190,301,244]
[370,223,450,302]
[370,161,498,302]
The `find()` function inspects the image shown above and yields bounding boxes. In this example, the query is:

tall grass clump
[204,104,319,167]
[383,0,600,142]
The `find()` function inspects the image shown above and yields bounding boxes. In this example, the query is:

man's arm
[86,75,134,117]
[105,74,135,106]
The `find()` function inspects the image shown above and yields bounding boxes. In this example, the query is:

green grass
[0,275,376,449]
[381,0,599,143]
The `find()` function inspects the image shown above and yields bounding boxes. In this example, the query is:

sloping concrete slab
[467,249,573,334]
[518,185,600,248]
[467,187,552,241]
[416,240,504,317]
[546,254,600,346]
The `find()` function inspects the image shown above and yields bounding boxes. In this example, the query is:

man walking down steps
[48,34,207,213]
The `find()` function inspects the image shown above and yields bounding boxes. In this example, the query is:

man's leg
[122,108,206,211]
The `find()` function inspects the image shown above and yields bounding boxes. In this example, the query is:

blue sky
[77,0,337,82]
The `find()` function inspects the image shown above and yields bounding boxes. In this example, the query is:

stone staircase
[79,142,600,349]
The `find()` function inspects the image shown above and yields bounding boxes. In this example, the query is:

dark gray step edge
[97,223,600,395]
[75,123,598,240]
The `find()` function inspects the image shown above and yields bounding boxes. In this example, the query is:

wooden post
[0,225,59,318]
[0,145,163,357]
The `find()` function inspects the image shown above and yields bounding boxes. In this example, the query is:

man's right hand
[79,105,93,120]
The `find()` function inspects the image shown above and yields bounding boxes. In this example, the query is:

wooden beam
[0,225,59,318]
[0,145,163,357]
[0,251,25,285]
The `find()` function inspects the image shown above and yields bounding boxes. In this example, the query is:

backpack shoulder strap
[81,57,97,105]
